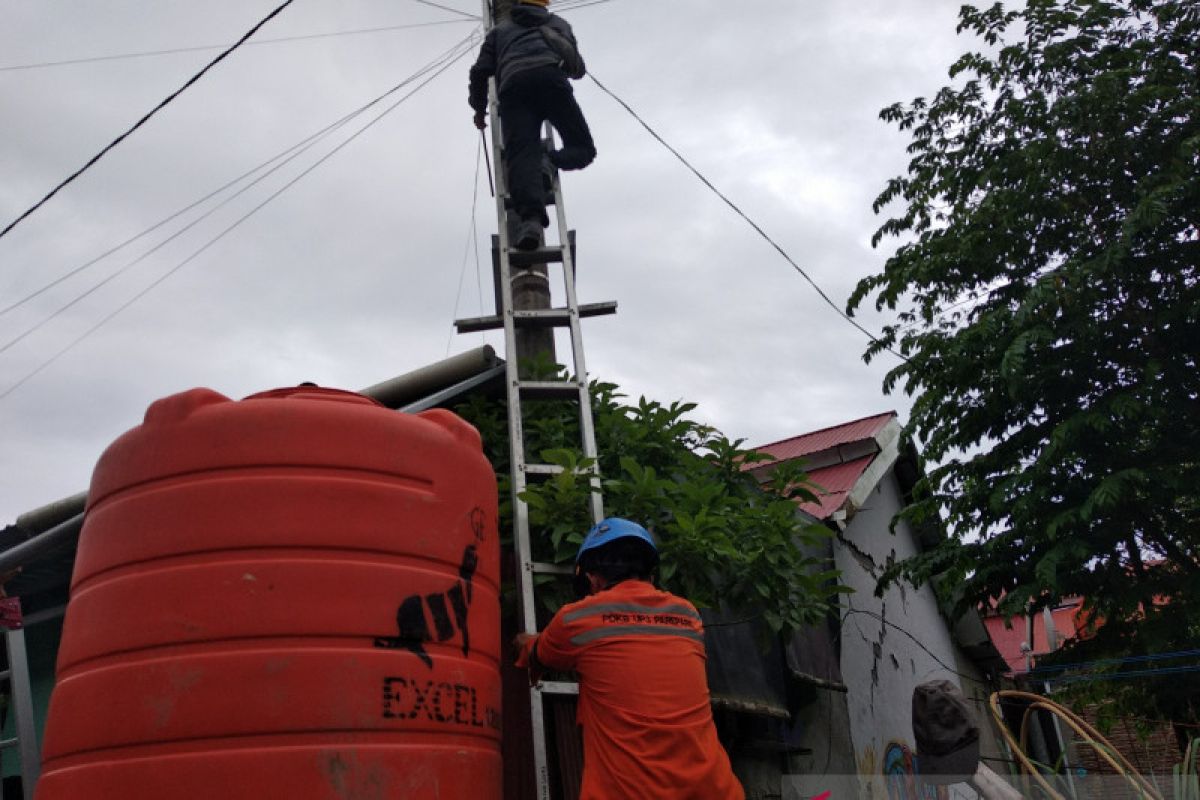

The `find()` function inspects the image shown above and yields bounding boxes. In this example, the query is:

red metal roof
[750,412,895,465]
[797,455,874,518]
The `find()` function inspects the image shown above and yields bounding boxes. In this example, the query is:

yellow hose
[988,689,1162,800]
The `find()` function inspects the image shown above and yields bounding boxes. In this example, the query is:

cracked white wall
[833,464,989,790]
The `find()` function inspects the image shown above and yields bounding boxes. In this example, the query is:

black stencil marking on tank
[426,593,455,642]
[459,541,478,603]
[375,541,479,667]
[447,582,470,657]
[470,506,486,542]
[374,596,433,667]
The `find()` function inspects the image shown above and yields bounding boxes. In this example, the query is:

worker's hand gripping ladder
[455,7,615,798]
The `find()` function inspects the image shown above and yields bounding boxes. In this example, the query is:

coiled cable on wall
[987,690,1162,800]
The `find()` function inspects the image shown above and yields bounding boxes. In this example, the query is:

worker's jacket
[468,4,582,113]
[518,580,744,800]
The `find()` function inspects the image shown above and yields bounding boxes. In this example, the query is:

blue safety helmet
[575,517,657,564]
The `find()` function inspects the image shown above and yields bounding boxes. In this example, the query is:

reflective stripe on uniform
[563,602,700,624]
[570,624,705,646]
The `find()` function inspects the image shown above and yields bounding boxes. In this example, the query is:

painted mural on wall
[859,742,947,800]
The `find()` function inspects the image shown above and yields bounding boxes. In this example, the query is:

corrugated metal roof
[798,455,875,518]
[751,412,896,464]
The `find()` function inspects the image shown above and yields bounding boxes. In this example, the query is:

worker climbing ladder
[455,3,616,797]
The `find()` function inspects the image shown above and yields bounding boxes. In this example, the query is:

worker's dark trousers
[499,65,596,226]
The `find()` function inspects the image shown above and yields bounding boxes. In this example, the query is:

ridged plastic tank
[36,386,501,800]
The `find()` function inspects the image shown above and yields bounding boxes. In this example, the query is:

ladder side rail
[480,32,555,795]
[487,75,538,638]
[545,123,605,524]
[5,627,39,800]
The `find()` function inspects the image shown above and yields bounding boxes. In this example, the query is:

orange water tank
[37,386,500,800]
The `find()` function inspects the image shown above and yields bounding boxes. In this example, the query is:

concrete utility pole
[507,221,557,375]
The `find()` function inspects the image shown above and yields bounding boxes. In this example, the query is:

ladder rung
[522,464,600,479]
[509,247,564,267]
[530,561,574,575]
[523,463,564,476]
[455,301,618,333]
[536,680,579,696]
[517,380,581,399]
[513,308,570,328]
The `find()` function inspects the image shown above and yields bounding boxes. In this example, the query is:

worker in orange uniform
[515,518,744,799]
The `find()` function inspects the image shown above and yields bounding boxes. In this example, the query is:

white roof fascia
[844,418,903,512]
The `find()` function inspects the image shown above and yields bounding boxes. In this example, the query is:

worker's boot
[515,215,542,251]
[547,140,596,171]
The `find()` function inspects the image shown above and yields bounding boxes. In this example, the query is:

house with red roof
[743,412,1009,798]
[749,411,904,522]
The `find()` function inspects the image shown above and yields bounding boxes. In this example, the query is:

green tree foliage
[455,366,844,635]
[849,0,1199,722]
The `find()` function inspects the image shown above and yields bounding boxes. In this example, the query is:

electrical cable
[472,183,485,341]
[411,0,480,20]
[2,29,483,322]
[0,19,474,73]
[3,125,342,320]
[0,0,601,74]
[448,136,485,356]
[587,72,909,364]
[0,30,483,355]
[841,605,993,687]
[555,0,616,11]
[0,30,482,401]
[1052,663,1200,684]
[0,0,297,241]
[988,690,1163,800]
[893,293,983,332]
[850,604,1200,687]
[2,134,344,352]
[857,610,1200,727]
[844,607,1198,781]
[1022,647,1200,675]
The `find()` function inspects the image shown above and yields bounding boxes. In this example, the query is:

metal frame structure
[457,4,614,795]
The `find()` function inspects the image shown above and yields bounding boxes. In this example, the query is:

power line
[2,132,330,320]
[1053,663,1200,684]
[841,605,992,686]
[0,0,297,241]
[894,294,983,333]
[2,129,342,323]
[0,0,612,75]
[3,28,482,322]
[555,0,617,11]
[411,0,480,20]
[587,72,908,364]
[448,136,486,356]
[0,19,474,73]
[0,31,481,402]
[0,122,349,356]
[1,30,483,353]
[1022,648,1200,676]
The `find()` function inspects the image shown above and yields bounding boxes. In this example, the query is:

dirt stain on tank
[319,751,387,800]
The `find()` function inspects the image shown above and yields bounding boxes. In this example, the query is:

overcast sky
[0,1,970,524]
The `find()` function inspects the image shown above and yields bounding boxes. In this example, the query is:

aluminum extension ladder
[455,6,615,797]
